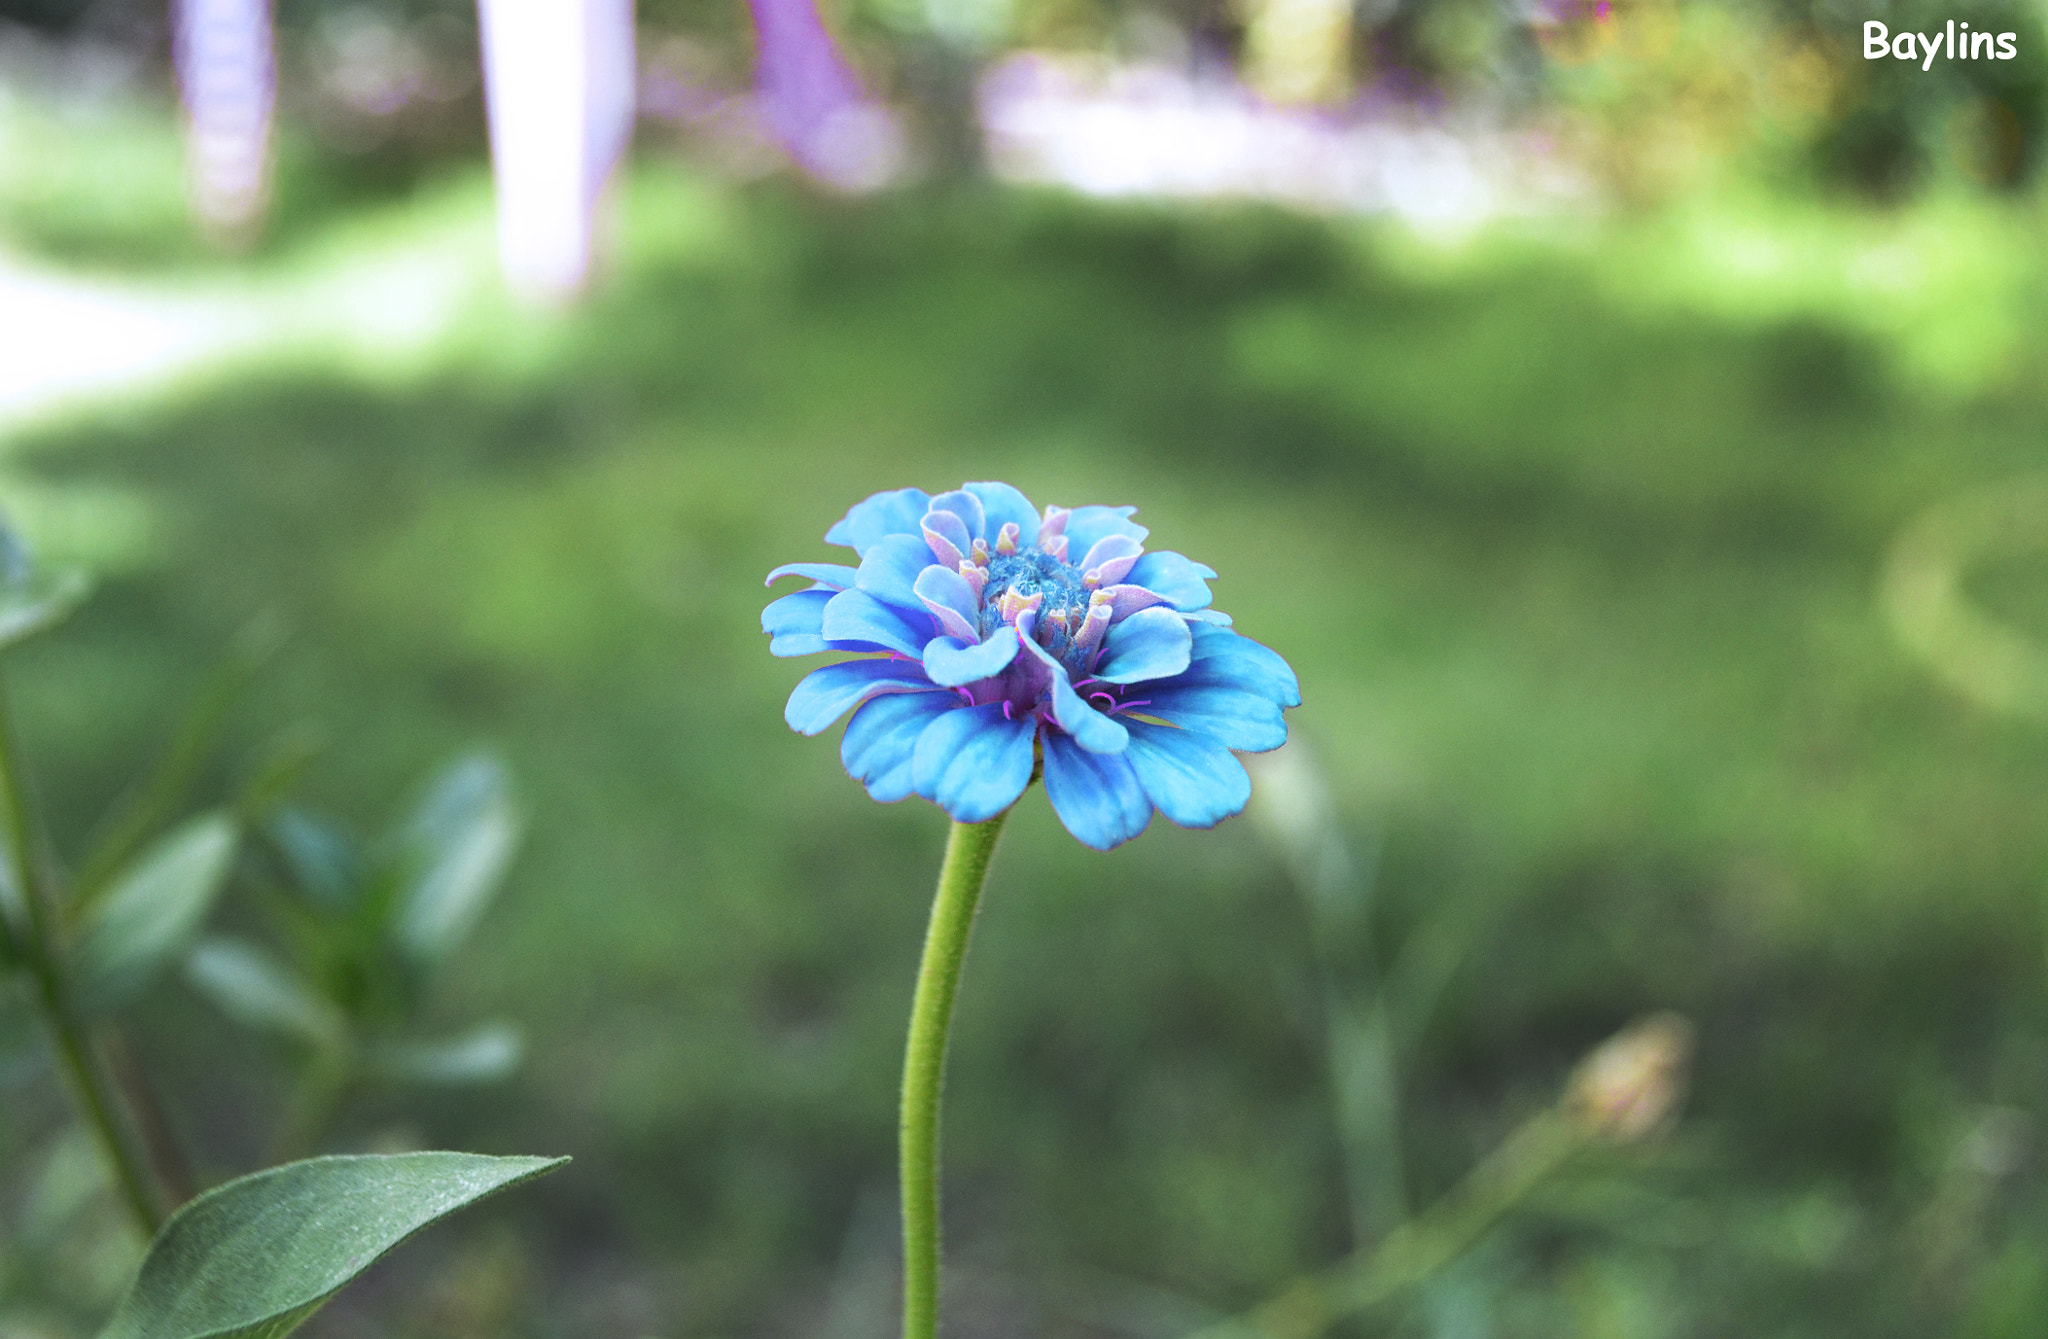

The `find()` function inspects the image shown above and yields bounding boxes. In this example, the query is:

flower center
[977,550,1109,677]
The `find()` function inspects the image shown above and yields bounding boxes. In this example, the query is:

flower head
[764,483,1299,849]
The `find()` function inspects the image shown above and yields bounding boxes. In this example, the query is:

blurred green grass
[9,155,2048,1334]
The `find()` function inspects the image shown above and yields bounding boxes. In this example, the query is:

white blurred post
[476,0,637,302]
[174,0,277,243]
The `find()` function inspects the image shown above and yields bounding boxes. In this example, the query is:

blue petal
[964,482,1040,549]
[1093,607,1193,684]
[923,625,1020,687]
[1123,720,1252,828]
[1125,551,1215,610]
[913,564,980,642]
[1095,584,1169,622]
[842,691,958,801]
[1140,683,1286,752]
[1018,624,1129,753]
[821,589,935,658]
[765,562,859,589]
[1077,533,1144,586]
[928,489,988,543]
[922,510,971,568]
[1047,668,1128,752]
[825,488,932,555]
[786,660,939,735]
[912,703,1036,823]
[856,533,937,613]
[1062,505,1148,555]
[764,589,833,657]
[1183,624,1300,707]
[1043,733,1151,850]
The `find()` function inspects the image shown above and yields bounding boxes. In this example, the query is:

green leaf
[0,566,89,651]
[71,814,239,1015]
[265,808,362,916]
[183,936,345,1049]
[387,753,520,966]
[96,1152,567,1339]
[369,1022,523,1086]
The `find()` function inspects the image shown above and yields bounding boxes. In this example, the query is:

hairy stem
[900,813,1008,1339]
[0,678,164,1235]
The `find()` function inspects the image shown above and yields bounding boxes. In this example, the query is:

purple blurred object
[174,0,276,239]
[746,0,901,188]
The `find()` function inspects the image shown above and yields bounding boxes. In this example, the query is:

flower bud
[1565,1012,1693,1141]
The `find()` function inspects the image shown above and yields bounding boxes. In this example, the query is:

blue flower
[764,483,1299,850]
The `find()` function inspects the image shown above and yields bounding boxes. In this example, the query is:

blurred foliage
[4,136,2048,1333]
[189,749,529,1162]
[5,0,2047,211]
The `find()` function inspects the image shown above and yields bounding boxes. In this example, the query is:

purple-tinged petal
[912,702,1036,823]
[766,562,860,589]
[764,588,833,656]
[842,690,957,801]
[1070,600,1113,658]
[825,487,930,555]
[923,625,1019,687]
[1092,606,1192,684]
[1123,719,1252,828]
[1018,624,1129,753]
[1078,533,1144,588]
[1095,584,1169,623]
[1182,624,1299,706]
[922,510,971,569]
[993,587,1043,626]
[1141,683,1286,752]
[1124,551,1215,610]
[912,565,980,643]
[821,589,934,658]
[964,482,1039,549]
[1062,505,1147,555]
[855,533,938,613]
[1043,732,1152,850]
[927,489,987,543]
[1039,505,1069,540]
[785,659,938,735]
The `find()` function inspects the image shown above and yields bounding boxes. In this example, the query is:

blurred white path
[0,219,493,436]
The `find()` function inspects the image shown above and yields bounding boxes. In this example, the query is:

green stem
[1186,1113,1585,1339]
[900,813,1009,1339]
[0,678,164,1236]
